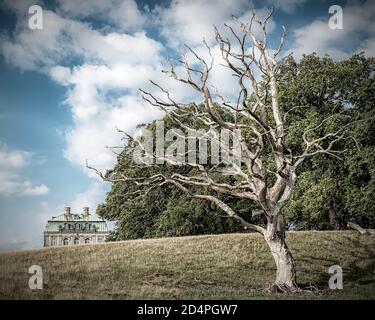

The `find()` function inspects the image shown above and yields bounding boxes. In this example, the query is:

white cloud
[64,95,163,173]
[0,144,49,197]
[289,0,375,59]
[57,0,146,31]
[153,2,276,101]
[49,65,71,84]
[50,61,192,173]
[1,8,164,72]
[359,37,375,57]
[71,181,107,213]
[0,170,49,197]
[20,183,49,196]
[43,27,195,173]
[153,0,272,48]
[0,5,170,173]
[0,144,31,168]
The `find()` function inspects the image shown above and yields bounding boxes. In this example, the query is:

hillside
[0,231,375,299]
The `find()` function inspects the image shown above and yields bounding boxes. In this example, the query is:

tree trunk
[264,220,299,292]
[328,197,342,230]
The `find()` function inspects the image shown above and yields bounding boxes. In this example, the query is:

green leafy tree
[281,54,375,229]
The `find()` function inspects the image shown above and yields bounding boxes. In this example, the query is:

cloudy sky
[0,0,374,251]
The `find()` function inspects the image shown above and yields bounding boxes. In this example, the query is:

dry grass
[0,231,374,299]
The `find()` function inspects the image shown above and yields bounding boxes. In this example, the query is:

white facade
[44,207,110,247]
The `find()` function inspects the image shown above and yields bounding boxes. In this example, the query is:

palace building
[43,207,110,247]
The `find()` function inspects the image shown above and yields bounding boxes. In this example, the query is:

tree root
[266,282,319,294]
[266,283,302,293]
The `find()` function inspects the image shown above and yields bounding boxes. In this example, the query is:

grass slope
[0,231,375,299]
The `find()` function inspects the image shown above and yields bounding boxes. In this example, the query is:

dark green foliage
[282,53,375,229]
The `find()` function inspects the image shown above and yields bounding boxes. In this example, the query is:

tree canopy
[98,52,375,238]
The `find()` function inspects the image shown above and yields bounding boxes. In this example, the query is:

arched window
[63,238,69,246]
[85,238,90,244]
[74,237,80,245]
[51,237,57,246]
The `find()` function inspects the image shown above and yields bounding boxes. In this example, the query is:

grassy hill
[0,231,374,299]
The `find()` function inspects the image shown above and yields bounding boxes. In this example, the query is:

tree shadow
[293,234,375,289]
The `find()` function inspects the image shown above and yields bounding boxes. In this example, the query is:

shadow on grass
[294,234,375,289]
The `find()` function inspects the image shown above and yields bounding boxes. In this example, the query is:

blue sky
[0,0,373,251]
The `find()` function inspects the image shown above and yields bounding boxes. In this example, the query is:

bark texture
[264,216,298,292]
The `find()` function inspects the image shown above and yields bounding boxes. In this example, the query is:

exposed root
[267,283,302,293]
[302,282,319,292]
[266,282,319,294]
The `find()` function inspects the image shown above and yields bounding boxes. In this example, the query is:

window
[51,237,57,246]
[97,237,103,242]
[85,238,90,244]
[74,237,80,245]
[63,238,69,246]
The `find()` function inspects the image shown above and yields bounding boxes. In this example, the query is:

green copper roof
[44,214,109,233]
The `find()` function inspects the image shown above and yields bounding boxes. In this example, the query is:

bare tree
[89,9,352,292]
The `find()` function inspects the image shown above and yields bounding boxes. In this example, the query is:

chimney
[83,207,89,217]
[64,207,71,217]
